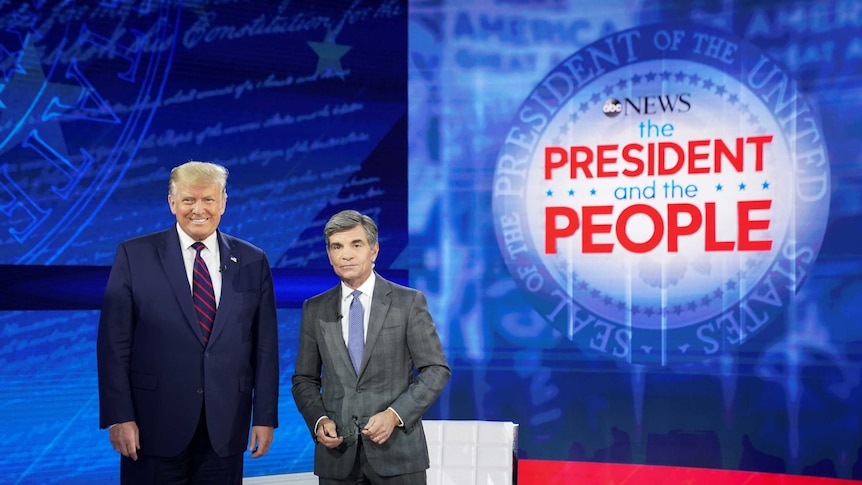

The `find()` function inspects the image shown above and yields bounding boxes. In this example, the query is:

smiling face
[327,225,379,289]
[168,183,226,241]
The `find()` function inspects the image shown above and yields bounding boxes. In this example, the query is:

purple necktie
[192,242,216,343]
[348,290,364,373]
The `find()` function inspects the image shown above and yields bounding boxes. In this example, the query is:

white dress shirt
[176,224,222,307]
[339,273,376,346]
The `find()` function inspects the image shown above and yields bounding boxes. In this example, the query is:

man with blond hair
[98,161,279,484]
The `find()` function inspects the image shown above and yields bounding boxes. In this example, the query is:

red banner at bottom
[518,460,861,485]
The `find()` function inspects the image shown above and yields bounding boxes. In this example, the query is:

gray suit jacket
[291,274,450,479]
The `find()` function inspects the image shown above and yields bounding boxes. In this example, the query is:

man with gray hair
[98,161,279,484]
[292,209,450,484]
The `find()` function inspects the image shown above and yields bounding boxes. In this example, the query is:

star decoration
[0,44,26,82]
[307,33,352,78]
[6,11,40,44]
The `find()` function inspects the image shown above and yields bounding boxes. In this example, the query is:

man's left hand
[248,425,274,458]
[361,408,399,445]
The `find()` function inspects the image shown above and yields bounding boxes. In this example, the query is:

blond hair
[168,161,228,197]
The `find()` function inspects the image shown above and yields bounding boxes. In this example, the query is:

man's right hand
[109,421,140,460]
[315,417,344,449]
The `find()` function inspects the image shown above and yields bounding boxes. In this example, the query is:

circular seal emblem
[492,24,830,366]
[0,2,180,264]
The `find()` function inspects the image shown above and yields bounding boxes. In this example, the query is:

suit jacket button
[196,388,204,394]
[356,387,363,393]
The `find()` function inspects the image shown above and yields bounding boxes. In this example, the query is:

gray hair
[168,161,228,197]
[324,210,378,247]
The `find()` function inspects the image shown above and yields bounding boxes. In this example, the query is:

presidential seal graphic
[0,2,179,264]
[492,24,830,366]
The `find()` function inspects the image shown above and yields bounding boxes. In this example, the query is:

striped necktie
[192,242,216,343]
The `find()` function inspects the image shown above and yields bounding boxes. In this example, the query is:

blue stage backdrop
[1,0,862,483]
[0,1,406,483]
[409,0,862,481]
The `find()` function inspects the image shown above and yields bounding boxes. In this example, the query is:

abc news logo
[603,94,691,117]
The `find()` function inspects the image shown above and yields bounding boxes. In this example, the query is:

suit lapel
[318,287,355,374]
[208,230,235,346]
[360,275,391,376]
[158,228,205,346]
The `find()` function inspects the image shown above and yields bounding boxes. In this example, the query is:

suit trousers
[120,406,243,485]
[318,438,427,485]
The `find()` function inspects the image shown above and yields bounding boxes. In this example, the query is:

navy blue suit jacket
[97,227,279,457]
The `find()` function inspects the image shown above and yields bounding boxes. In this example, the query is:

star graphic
[0,45,26,82]
[307,33,352,78]
[7,11,40,43]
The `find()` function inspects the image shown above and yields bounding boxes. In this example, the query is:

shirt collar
[176,223,219,253]
[342,272,376,301]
